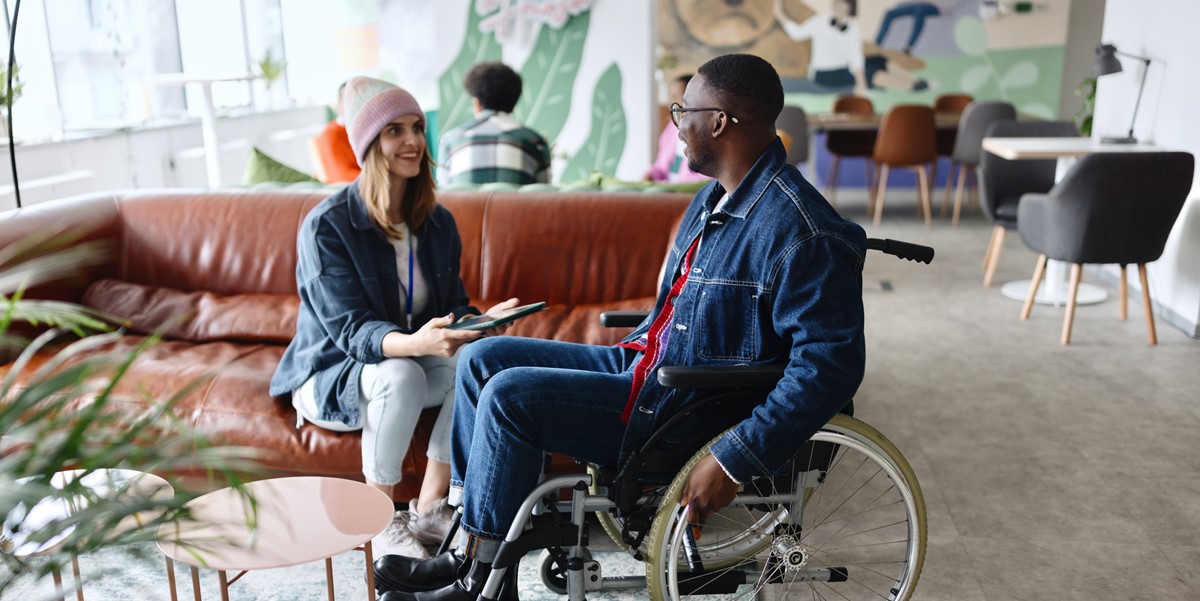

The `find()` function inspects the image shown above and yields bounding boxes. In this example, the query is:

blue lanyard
[405,233,414,330]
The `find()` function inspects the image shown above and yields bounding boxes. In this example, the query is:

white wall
[1095,0,1200,336]
[0,106,327,212]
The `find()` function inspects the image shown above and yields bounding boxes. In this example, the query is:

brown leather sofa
[0,189,690,499]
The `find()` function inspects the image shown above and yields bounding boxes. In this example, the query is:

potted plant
[0,233,262,597]
[0,63,23,139]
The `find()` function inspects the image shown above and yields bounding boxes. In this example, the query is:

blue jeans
[450,337,639,560]
[874,2,942,49]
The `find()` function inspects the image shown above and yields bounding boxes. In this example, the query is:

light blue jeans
[450,337,639,561]
[294,355,457,485]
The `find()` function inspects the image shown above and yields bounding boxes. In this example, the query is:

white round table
[2,469,173,601]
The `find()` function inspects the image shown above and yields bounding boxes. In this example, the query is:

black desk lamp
[1093,43,1152,144]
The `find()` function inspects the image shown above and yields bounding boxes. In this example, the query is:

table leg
[325,557,335,601]
[364,539,377,601]
[194,82,222,188]
[218,571,230,601]
[52,565,65,601]
[165,557,179,601]
[190,566,202,601]
[71,555,84,601]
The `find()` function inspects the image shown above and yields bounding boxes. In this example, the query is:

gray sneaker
[374,510,430,559]
[408,497,456,546]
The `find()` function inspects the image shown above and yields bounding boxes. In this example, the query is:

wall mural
[659,0,1066,119]
[435,1,630,181]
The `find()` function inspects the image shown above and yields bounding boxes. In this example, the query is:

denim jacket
[269,183,477,426]
[618,139,867,482]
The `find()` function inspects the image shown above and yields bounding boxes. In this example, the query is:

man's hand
[479,297,521,337]
[679,454,740,529]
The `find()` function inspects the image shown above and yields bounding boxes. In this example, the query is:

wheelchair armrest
[599,311,650,328]
[657,365,785,389]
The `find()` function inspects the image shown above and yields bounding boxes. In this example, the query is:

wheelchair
[453,238,933,601]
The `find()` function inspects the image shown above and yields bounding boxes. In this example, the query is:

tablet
[445,302,548,331]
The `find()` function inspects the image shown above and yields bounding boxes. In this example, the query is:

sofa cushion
[83,279,298,343]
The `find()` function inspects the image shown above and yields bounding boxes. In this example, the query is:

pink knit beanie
[342,76,425,166]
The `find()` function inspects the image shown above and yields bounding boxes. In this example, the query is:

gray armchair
[943,101,1016,224]
[978,120,1079,286]
[776,105,810,167]
[1017,151,1195,345]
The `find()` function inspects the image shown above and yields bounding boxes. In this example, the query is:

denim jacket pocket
[693,281,760,361]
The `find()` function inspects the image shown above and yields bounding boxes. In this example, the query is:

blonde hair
[358,140,437,238]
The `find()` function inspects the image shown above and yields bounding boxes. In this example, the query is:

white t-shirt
[390,222,429,328]
[780,14,865,74]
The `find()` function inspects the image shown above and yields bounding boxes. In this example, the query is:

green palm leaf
[513,11,591,142]
[437,4,502,138]
[561,64,627,183]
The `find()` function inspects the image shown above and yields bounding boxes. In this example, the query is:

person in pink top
[645,74,709,183]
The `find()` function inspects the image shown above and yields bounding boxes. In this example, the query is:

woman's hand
[478,297,521,337]
[385,314,481,358]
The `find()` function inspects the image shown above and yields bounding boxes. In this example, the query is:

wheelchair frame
[462,238,934,601]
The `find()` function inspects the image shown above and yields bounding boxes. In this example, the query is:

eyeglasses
[670,102,740,127]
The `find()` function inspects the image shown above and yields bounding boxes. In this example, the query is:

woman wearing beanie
[270,76,518,559]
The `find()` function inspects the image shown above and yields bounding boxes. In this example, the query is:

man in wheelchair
[376,53,869,600]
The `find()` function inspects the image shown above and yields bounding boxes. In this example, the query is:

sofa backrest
[2,187,692,344]
[472,192,690,305]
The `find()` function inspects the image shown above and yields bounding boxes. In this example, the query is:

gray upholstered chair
[978,120,1079,287]
[776,105,810,167]
[1017,151,1194,345]
[942,101,1016,224]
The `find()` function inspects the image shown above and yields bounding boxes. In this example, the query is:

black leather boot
[374,550,466,594]
[377,559,518,601]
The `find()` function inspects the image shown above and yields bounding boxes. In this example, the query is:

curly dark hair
[463,62,523,113]
[696,54,783,126]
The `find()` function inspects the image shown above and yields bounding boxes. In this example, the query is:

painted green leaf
[513,10,590,142]
[1001,61,1039,89]
[561,64,626,183]
[953,17,987,57]
[959,64,992,93]
[437,4,501,139]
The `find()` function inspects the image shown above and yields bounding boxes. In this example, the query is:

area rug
[1,541,648,601]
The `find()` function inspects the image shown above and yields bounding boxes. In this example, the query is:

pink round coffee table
[156,476,393,601]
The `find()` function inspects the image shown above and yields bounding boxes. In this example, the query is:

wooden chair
[824,95,875,205]
[870,105,937,228]
[1017,152,1194,345]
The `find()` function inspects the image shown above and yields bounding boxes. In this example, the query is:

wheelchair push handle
[866,238,935,264]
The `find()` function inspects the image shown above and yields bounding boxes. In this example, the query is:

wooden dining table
[800,111,963,190]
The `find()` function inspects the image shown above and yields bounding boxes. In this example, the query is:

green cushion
[242,147,320,186]
[478,182,521,192]
[518,183,560,192]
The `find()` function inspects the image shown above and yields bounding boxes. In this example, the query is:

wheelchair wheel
[645,414,926,601]
[588,464,633,553]
[590,465,785,567]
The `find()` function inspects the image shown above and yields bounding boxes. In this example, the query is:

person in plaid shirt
[437,62,552,186]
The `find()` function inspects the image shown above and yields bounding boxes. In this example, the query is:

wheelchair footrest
[493,517,587,570]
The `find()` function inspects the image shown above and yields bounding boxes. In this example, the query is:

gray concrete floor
[842,191,1200,600]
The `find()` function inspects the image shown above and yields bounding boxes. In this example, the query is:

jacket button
[638,406,654,414]
[675,323,688,331]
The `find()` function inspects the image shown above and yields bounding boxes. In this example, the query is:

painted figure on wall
[774,0,867,94]
[660,0,939,95]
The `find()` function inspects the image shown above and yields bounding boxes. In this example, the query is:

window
[2,0,294,143]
